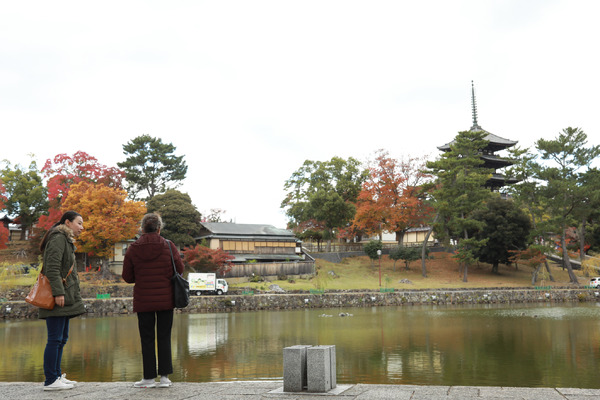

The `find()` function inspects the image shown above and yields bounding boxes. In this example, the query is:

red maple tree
[182,244,234,276]
[353,150,432,243]
[39,151,125,231]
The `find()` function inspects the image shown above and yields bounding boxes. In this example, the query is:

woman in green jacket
[39,211,86,391]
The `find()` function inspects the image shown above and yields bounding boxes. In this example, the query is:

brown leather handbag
[25,263,74,310]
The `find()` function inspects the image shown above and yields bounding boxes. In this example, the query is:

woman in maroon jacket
[122,213,185,388]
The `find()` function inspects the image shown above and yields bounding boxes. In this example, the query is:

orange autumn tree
[509,246,552,286]
[0,226,8,250]
[39,151,125,232]
[353,150,432,244]
[61,181,146,268]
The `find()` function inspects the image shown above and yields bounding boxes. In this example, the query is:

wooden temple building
[438,81,519,190]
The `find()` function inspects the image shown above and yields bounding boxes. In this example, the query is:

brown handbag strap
[61,262,75,285]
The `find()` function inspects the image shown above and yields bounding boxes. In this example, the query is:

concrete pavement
[1,381,600,399]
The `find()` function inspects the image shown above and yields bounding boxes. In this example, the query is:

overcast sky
[1,1,599,228]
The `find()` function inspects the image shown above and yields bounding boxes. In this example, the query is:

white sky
[1,0,599,228]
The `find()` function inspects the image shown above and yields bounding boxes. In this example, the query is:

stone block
[307,345,336,392]
[283,345,310,392]
[330,345,336,388]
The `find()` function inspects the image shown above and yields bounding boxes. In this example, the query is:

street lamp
[377,249,382,287]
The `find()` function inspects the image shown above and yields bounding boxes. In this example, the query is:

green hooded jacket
[38,225,86,319]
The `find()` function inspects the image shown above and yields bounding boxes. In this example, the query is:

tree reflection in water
[2,303,600,388]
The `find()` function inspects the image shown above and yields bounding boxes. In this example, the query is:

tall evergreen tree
[504,146,557,282]
[426,130,492,282]
[119,135,188,200]
[147,190,202,247]
[534,127,600,284]
[504,146,543,227]
[0,160,48,240]
[281,157,367,251]
[472,196,532,273]
[573,168,600,260]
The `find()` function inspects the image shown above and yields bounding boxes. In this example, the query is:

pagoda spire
[470,80,482,131]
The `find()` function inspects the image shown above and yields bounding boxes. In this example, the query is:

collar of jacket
[54,224,76,243]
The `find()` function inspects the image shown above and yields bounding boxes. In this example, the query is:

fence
[223,260,315,279]
[302,241,433,253]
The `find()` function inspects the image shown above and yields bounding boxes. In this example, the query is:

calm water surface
[2,303,600,388]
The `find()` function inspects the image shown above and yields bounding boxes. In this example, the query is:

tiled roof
[438,131,518,152]
[198,222,295,238]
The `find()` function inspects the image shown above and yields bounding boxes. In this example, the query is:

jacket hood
[131,233,168,261]
[52,224,75,243]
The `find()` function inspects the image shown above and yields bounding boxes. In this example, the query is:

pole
[377,249,382,287]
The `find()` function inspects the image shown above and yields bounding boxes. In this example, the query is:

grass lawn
[2,252,594,296]
[232,252,593,292]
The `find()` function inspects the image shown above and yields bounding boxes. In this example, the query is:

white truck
[188,273,229,295]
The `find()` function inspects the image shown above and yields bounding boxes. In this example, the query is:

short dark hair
[141,213,163,233]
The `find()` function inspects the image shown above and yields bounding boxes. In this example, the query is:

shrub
[389,246,422,271]
[363,240,383,267]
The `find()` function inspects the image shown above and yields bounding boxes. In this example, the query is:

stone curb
[1,381,600,399]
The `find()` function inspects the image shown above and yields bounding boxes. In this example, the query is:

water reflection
[186,314,228,356]
[2,303,600,388]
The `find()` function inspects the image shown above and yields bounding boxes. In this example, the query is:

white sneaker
[44,377,74,391]
[134,378,156,388]
[157,375,172,388]
[61,373,77,385]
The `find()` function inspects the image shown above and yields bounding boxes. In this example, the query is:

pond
[2,303,600,388]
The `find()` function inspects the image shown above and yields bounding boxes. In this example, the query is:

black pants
[136,310,174,379]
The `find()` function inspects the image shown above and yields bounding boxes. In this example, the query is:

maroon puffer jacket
[122,233,185,313]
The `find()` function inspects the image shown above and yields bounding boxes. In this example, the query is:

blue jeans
[44,316,70,385]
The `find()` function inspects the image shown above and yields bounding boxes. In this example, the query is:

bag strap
[167,240,178,276]
[62,262,75,285]
[41,261,75,285]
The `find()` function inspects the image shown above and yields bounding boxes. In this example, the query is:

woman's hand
[55,295,65,307]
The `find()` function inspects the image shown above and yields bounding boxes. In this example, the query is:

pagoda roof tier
[486,173,519,189]
[437,131,518,153]
[480,154,514,169]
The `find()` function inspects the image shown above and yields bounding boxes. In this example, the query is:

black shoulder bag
[167,240,189,308]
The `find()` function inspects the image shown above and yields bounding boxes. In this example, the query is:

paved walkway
[2,381,600,399]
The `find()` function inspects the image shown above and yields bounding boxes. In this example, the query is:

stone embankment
[2,286,599,320]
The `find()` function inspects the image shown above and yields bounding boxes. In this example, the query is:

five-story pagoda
[438,81,520,190]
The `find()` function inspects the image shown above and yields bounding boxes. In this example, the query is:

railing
[302,241,433,253]
[223,260,315,279]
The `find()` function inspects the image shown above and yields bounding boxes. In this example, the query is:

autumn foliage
[0,226,8,250]
[39,151,125,231]
[61,181,146,258]
[508,247,547,269]
[182,244,234,276]
[353,150,432,241]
